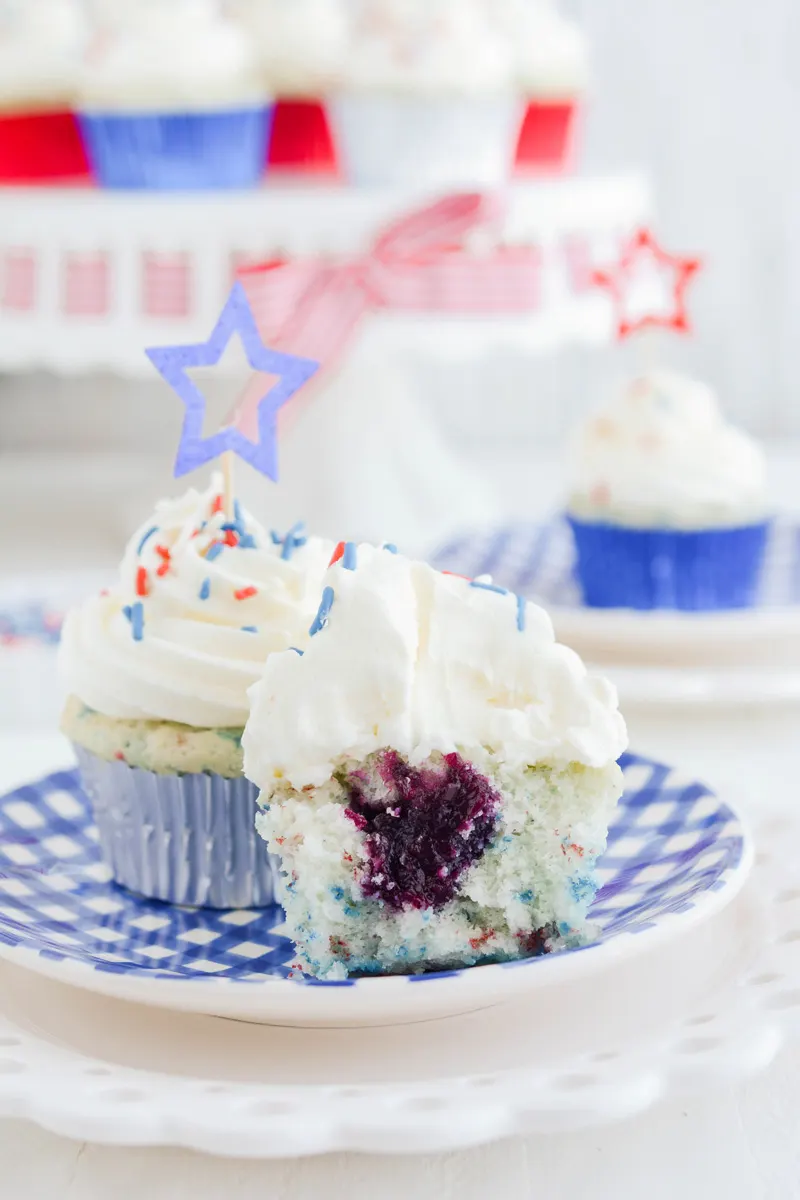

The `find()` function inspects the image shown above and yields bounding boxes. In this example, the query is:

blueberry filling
[343,750,501,911]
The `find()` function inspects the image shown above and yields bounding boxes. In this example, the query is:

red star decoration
[592,228,702,341]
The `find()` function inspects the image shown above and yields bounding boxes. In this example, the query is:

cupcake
[78,0,273,190]
[242,543,626,979]
[59,477,333,908]
[233,0,346,174]
[329,0,521,187]
[493,0,588,173]
[0,0,90,183]
[566,371,771,611]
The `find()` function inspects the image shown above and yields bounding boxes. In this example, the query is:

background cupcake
[233,0,347,174]
[78,0,273,190]
[59,477,333,907]
[492,0,589,173]
[566,370,771,611]
[328,0,520,187]
[0,0,90,182]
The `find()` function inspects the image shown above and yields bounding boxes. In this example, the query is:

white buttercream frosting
[243,545,627,791]
[233,0,349,95]
[341,0,514,95]
[0,0,87,108]
[60,479,333,729]
[80,0,266,111]
[568,370,769,528]
[491,0,588,97]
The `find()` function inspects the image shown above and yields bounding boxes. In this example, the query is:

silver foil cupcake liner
[73,745,277,909]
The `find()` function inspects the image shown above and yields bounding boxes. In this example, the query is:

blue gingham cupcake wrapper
[72,745,277,909]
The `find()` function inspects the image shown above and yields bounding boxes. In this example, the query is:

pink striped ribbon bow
[237,192,541,369]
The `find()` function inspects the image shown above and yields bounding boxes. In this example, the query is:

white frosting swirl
[243,545,627,791]
[234,0,349,96]
[60,479,333,729]
[0,0,87,108]
[342,0,514,95]
[568,370,769,528]
[80,0,266,111]
[491,0,588,97]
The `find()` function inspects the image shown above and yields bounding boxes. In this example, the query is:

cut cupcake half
[243,543,627,979]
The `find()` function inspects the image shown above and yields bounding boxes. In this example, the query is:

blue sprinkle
[130,601,144,642]
[199,578,211,601]
[270,531,283,546]
[516,594,526,632]
[122,604,132,621]
[289,646,304,656]
[330,886,345,901]
[234,499,244,525]
[136,525,158,555]
[342,542,357,571]
[309,586,335,637]
[470,580,508,595]
[280,520,307,562]
[238,534,257,549]
[241,625,258,633]
[382,543,398,554]
[517,890,534,903]
[205,542,224,562]
[220,522,239,533]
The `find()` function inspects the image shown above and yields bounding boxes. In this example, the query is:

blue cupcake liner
[79,105,273,190]
[73,745,277,909]
[566,514,771,611]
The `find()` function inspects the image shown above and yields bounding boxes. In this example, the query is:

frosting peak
[569,370,768,527]
[243,545,627,791]
[60,479,333,728]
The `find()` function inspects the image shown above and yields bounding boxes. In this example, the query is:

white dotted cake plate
[0,754,750,1028]
[432,519,800,698]
[0,814,791,1155]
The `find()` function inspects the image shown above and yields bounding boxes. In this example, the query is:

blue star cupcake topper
[145,282,320,481]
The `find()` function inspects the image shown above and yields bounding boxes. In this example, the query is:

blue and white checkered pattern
[431,517,800,611]
[0,755,745,986]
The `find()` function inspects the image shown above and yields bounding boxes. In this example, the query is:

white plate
[0,754,750,1027]
[598,665,800,708]
[0,814,792,1155]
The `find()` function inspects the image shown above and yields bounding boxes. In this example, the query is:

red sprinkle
[469,929,495,951]
[329,541,346,566]
[114,751,125,761]
[233,586,257,601]
[154,545,171,577]
[442,571,471,580]
[135,566,149,597]
[210,494,224,515]
[223,529,238,547]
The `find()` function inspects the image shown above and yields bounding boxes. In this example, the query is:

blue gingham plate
[0,753,751,1027]
[432,517,800,658]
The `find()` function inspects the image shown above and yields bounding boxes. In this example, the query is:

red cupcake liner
[267,99,339,175]
[0,109,91,183]
[514,100,578,175]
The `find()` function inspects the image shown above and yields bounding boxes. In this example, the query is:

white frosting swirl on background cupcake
[243,544,627,791]
[568,370,769,528]
[60,478,333,729]
[490,0,588,98]
[233,0,349,96]
[80,0,266,111]
[342,0,514,95]
[0,0,87,109]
